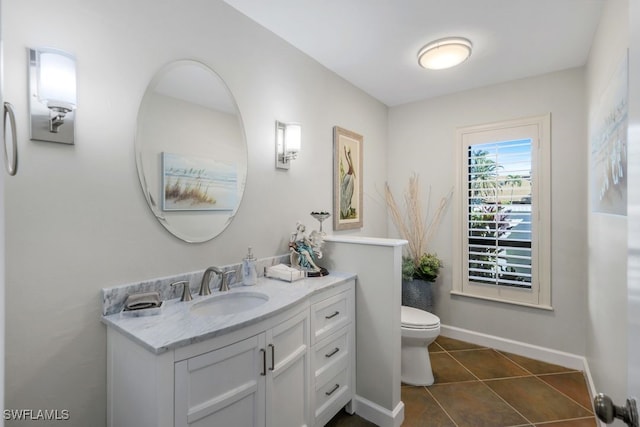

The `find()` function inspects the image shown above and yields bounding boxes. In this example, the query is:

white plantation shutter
[453,115,551,309]
[466,140,532,288]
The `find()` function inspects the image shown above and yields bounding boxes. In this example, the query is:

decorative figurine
[289,220,329,277]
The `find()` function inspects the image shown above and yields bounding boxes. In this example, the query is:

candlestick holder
[310,211,331,233]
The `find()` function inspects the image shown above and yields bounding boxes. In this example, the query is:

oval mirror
[135,60,247,243]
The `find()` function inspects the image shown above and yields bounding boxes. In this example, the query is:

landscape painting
[162,152,237,211]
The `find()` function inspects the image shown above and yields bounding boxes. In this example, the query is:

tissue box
[265,264,305,282]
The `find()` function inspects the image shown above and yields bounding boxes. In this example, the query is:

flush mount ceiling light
[417,37,472,70]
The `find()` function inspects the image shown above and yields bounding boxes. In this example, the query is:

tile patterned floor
[326,336,597,427]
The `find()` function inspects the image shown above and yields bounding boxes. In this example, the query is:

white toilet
[401,305,441,386]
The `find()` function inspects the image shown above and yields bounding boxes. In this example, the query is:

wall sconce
[275,120,301,169]
[28,47,77,144]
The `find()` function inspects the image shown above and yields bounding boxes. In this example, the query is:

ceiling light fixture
[417,37,472,70]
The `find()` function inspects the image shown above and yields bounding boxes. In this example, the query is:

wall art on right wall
[590,50,629,216]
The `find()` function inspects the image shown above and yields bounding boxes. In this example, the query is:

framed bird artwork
[333,126,363,230]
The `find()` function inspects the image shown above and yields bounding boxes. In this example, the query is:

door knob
[594,393,638,427]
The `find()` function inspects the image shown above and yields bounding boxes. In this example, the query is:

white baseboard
[440,324,598,408]
[352,395,404,427]
[440,324,585,370]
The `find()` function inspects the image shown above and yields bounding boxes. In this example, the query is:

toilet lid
[401,305,440,328]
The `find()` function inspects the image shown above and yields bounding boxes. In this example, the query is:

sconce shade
[285,124,301,155]
[37,49,77,111]
[275,121,301,169]
[418,37,472,70]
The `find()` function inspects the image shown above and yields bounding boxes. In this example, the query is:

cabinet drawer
[314,367,350,423]
[312,326,349,385]
[311,291,351,344]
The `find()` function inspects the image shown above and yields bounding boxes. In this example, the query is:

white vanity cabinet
[266,309,312,427]
[174,308,310,427]
[309,287,355,427]
[105,277,354,427]
[174,333,266,426]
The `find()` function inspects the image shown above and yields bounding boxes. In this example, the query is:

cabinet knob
[268,344,275,371]
[260,349,266,376]
[325,384,340,396]
[325,347,340,358]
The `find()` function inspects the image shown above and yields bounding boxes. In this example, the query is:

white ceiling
[223,0,604,106]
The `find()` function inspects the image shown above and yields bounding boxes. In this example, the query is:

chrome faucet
[200,266,223,296]
[171,280,193,302]
[220,271,234,292]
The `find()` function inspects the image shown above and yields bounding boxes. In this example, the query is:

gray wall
[3,1,388,425]
[387,67,589,355]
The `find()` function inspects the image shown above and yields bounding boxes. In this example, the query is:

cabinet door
[265,309,310,427]
[175,334,266,427]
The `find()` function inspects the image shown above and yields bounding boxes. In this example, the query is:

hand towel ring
[4,102,17,176]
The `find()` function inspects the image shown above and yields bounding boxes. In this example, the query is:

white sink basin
[190,291,269,317]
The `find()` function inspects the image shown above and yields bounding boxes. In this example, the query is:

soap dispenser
[242,247,258,286]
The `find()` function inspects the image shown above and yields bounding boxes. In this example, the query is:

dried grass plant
[384,174,452,268]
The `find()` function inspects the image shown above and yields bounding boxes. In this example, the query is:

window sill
[449,290,553,311]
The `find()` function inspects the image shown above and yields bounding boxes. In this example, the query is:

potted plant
[385,174,451,311]
[402,253,441,282]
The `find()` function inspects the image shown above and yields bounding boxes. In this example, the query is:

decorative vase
[402,279,433,312]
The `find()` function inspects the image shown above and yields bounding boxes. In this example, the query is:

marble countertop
[101,271,355,354]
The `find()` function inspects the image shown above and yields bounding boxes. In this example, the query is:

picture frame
[161,152,237,212]
[589,51,628,215]
[333,126,363,230]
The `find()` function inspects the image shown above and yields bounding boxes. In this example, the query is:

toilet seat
[401,305,440,329]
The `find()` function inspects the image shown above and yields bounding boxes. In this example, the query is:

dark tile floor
[326,336,597,427]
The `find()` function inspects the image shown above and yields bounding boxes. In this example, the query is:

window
[453,115,551,309]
